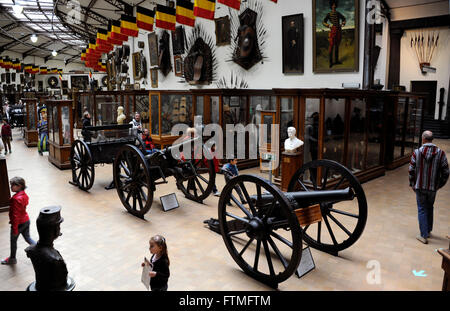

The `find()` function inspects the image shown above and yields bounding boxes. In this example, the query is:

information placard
[160,193,179,212]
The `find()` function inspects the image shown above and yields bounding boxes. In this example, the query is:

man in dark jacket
[1,119,12,155]
[409,130,449,244]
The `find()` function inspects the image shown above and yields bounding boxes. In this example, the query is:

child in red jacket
[2,177,36,265]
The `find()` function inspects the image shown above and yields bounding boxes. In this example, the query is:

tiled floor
[0,129,448,291]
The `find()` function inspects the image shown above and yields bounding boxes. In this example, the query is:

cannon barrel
[166,136,201,154]
[250,187,354,207]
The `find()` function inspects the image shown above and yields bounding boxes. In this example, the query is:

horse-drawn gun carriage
[112,136,216,218]
[70,124,145,191]
[217,159,367,288]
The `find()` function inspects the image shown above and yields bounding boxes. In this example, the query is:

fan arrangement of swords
[410,31,440,74]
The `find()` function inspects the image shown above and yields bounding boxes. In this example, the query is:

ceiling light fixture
[52,50,58,57]
[30,34,38,43]
[12,4,23,15]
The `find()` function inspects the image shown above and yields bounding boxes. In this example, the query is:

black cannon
[218,159,367,288]
[112,136,216,218]
[70,124,145,191]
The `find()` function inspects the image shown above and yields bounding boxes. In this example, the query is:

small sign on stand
[296,246,316,278]
[160,193,179,212]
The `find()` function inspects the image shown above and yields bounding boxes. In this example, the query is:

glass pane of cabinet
[151,95,159,135]
[47,104,54,142]
[136,95,150,131]
[160,94,193,135]
[96,95,119,126]
[304,98,320,165]
[52,105,60,145]
[347,98,367,172]
[367,98,383,168]
[280,97,294,144]
[394,98,407,159]
[323,98,346,164]
[27,103,36,130]
[211,96,220,124]
[61,106,71,145]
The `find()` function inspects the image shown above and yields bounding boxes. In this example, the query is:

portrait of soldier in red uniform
[322,0,346,68]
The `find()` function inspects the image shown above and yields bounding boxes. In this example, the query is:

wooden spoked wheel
[218,175,302,288]
[177,145,216,202]
[287,159,368,255]
[114,144,154,218]
[70,140,95,191]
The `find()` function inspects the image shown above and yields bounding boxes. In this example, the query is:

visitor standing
[141,235,170,291]
[409,130,449,244]
[2,177,36,265]
[1,119,12,155]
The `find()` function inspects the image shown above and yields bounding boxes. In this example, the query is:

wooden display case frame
[46,99,74,169]
[22,98,38,147]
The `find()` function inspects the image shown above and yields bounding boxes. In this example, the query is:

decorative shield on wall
[183,24,216,85]
[158,30,172,76]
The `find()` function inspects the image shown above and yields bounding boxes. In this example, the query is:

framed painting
[150,68,158,88]
[215,16,230,46]
[313,0,359,73]
[174,55,183,77]
[172,26,185,55]
[282,13,304,74]
[148,32,159,66]
[132,52,142,80]
[70,75,89,90]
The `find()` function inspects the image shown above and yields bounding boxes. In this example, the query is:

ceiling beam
[0,34,31,52]
[103,0,133,15]
[22,40,55,58]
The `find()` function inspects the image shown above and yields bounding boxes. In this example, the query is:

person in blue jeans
[222,158,246,206]
[409,130,449,244]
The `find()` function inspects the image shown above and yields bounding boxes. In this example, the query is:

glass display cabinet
[46,99,74,169]
[22,98,38,147]
[384,92,424,169]
[73,90,149,129]
[273,89,426,185]
[149,90,193,149]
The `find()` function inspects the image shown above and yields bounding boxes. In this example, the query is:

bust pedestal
[0,158,10,212]
[281,151,303,192]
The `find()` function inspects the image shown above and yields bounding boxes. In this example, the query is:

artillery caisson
[70,124,145,191]
[218,159,367,288]
[113,136,216,218]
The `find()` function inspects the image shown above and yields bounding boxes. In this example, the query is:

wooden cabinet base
[48,142,72,170]
[24,130,38,147]
[281,151,303,191]
[0,159,11,212]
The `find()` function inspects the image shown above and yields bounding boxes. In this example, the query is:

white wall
[121,0,367,90]
[399,27,450,119]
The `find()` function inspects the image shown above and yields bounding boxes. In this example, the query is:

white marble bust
[284,127,304,152]
[117,106,126,125]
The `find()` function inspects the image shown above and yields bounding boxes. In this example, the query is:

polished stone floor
[0,129,448,291]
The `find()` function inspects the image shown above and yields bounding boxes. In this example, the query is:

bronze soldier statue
[25,206,75,291]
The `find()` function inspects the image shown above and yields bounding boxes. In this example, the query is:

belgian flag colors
[217,0,240,10]
[109,20,128,43]
[194,0,216,20]
[156,4,176,31]
[137,6,155,32]
[176,0,195,27]
[40,67,47,74]
[120,14,139,37]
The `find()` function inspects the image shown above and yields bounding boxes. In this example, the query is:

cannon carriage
[69,124,145,191]
[113,136,216,218]
[218,159,367,288]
